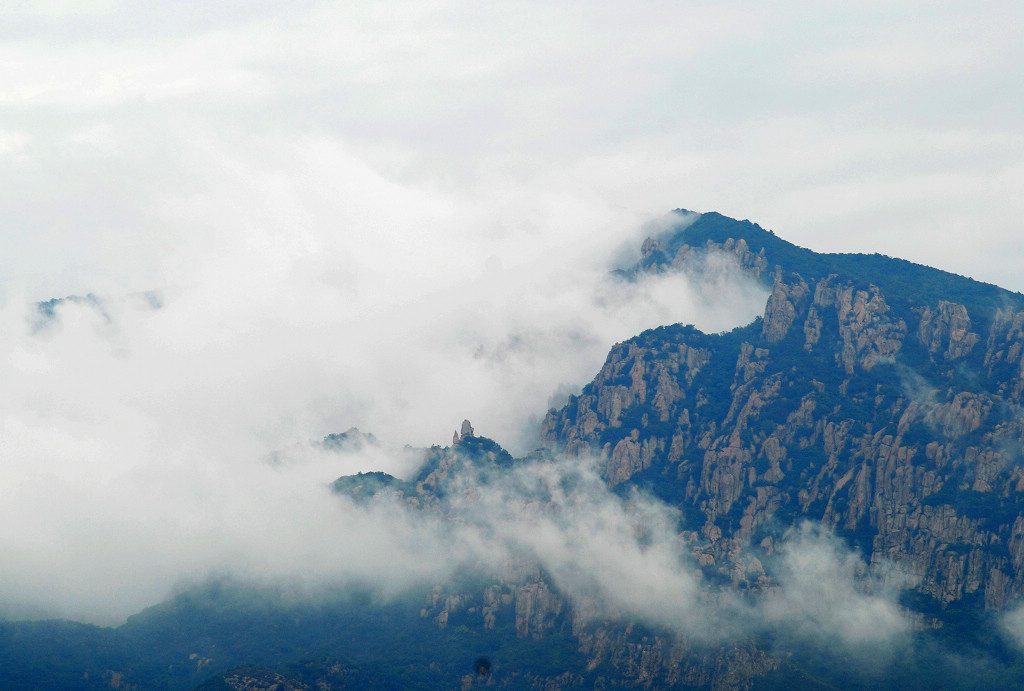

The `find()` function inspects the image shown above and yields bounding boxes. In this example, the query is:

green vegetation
[13,210,1024,688]
[0,582,597,690]
[661,212,1024,330]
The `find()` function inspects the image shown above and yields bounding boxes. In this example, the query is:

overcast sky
[0,1,1022,623]
[2,1,1022,298]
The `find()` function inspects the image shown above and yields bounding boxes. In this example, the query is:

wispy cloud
[362,454,911,648]
[0,199,765,623]
[0,0,1017,635]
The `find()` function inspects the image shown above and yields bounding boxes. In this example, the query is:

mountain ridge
[543,211,1024,613]
[640,211,1024,332]
[323,210,1024,687]
[7,210,1024,689]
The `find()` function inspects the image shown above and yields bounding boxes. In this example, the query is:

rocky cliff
[332,211,1024,689]
[14,211,1024,691]
[542,212,1024,619]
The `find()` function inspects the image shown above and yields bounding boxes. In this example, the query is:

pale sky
[0,1,1021,623]
[1,1,1022,298]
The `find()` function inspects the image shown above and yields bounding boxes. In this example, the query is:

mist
[331,453,911,649]
[1,0,1019,655]
[0,190,768,624]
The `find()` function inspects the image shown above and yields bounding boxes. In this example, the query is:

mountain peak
[643,209,1023,332]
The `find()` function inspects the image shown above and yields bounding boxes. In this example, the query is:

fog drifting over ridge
[0,217,910,651]
[2,0,1023,639]
[0,200,766,623]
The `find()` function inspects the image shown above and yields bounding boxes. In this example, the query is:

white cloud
[761,522,911,646]
[0,0,1019,628]
[389,456,908,646]
[0,188,766,623]
[1002,603,1024,650]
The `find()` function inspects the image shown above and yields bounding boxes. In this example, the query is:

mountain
[328,211,1024,688]
[6,210,1024,689]
[545,210,1024,614]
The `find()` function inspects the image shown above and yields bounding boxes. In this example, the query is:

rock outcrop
[541,213,1024,622]
[332,211,1024,689]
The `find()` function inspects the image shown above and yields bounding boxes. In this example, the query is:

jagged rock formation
[541,211,1024,616]
[325,212,1024,688]
[418,571,778,691]
[16,210,1024,690]
[12,211,1024,691]
[331,429,782,689]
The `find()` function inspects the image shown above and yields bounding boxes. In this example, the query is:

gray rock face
[337,212,1024,688]
[762,275,810,343]
[918,300,980,360]
[543,234,1024,619]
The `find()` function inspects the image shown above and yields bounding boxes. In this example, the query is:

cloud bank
[0,1,1017,644]
[0,200,766,623]
[341,454,911,649]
